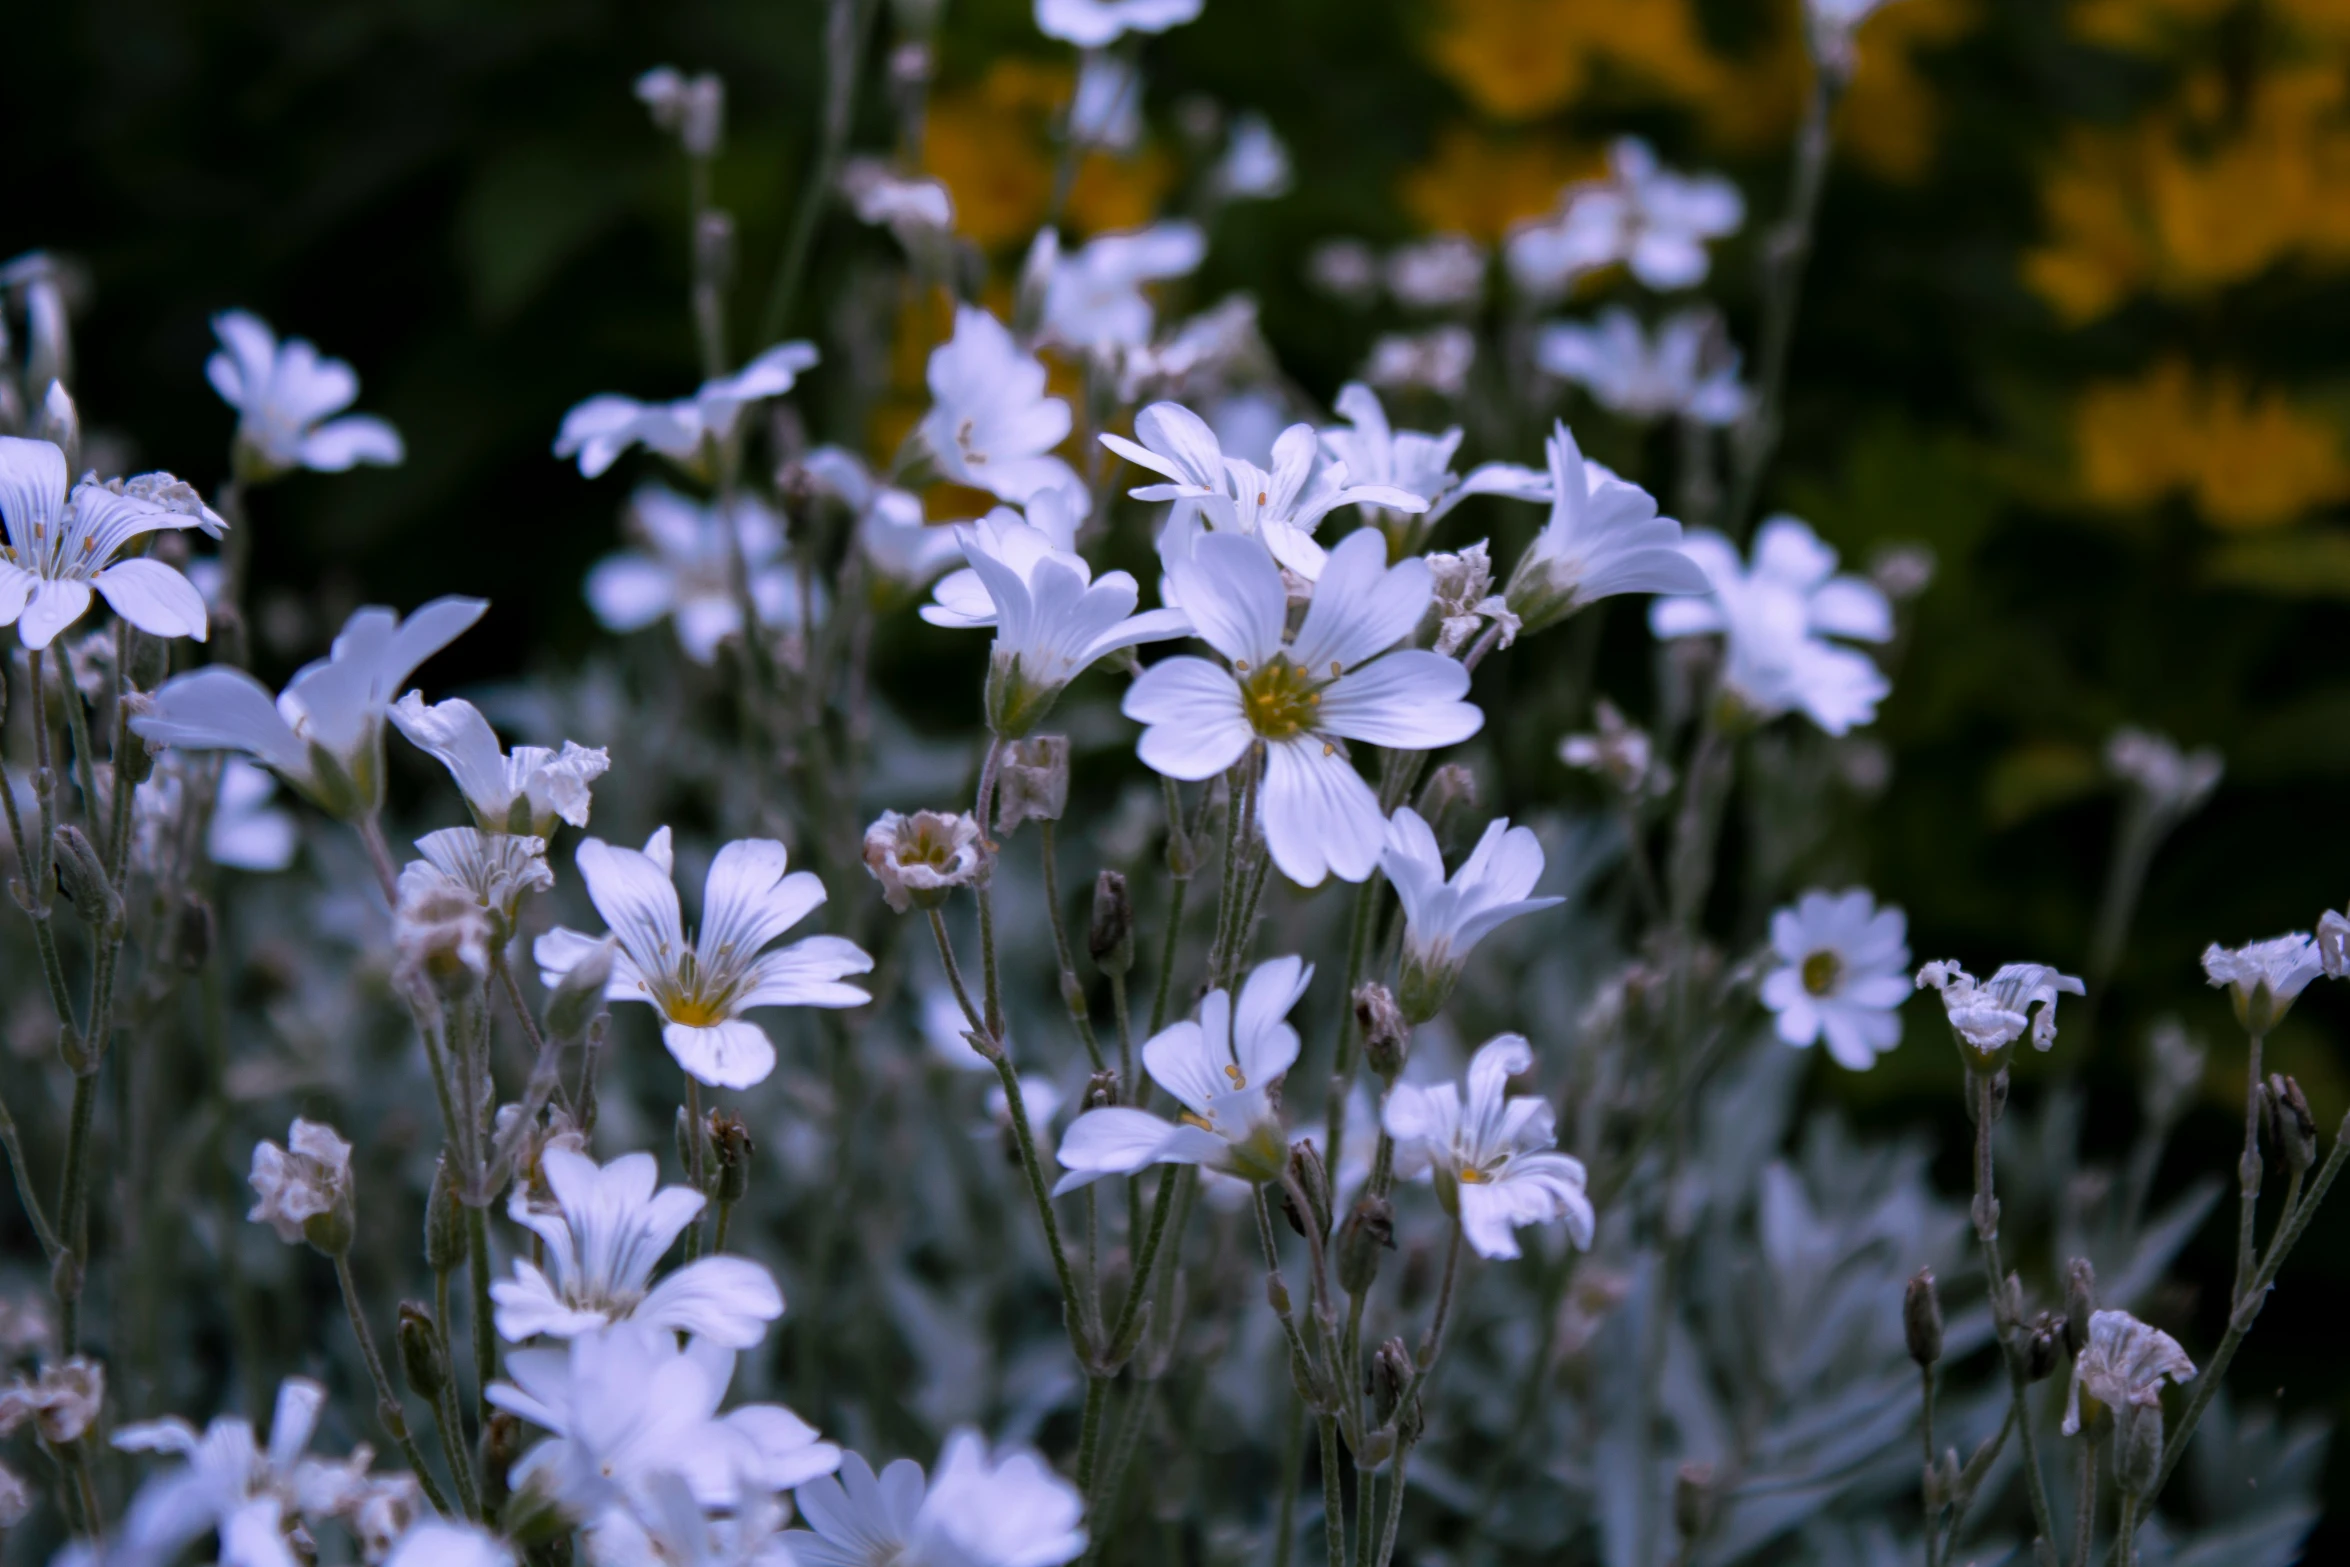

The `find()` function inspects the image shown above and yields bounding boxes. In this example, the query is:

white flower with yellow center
[1382,1033,1594,1261]
[0,438,218,649]
[1759,889,1911,1070]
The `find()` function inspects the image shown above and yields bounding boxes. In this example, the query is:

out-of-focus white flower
[1381,808,1563,1022]
[1807,0,1896,77]
[801,445,959,597]
[494,1149,782,1348]
[1126,530,1482,886]
[1760,889,1911,1070]
[1505,137,1744,298]
[1055,956,1312,1190]
[555,341,819,479]
[1386,236,1487,312]
[385,1520,517,1567]
[1113,295,1272,404]
[637,66,725,157]
[1536,306,1747,426]
[206,311,405,479]
[1035,0,1202,48]
[1068,53,1142,151]
[113,1378,375,1567]
[920,307,1084,506]
[1039,223,1207,352]
[864,811,992,914]
[2,251,74,396]
[1503,422,1709,634]
[787,1430,1088,1567]
[587,485,806,665]
[2202,933,2325,1033]
[133,596,487,818]
[135,756,301,875]
[391,693,608,837]
[247,1118,354,1252]
[1559,699,1669,799]
[0,1358,105,1444]
[0,437,216,648]
[842,159,958,251]
[2063,1309,2195,1435]
[1318,383,1546,543]
[1363,326,1475,399]
[536,828,874,1090]
[1915,960,2085,1066]
[925,986,996,1070]
[1213,112,1292,200]
[1649,516,1892,734]
[1384,1034,1595,1260]
[2106,727,2222,819]
[1306,239,1381,306]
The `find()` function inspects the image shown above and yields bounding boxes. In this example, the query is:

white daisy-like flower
[586,485,806,665]
[2202,933,2326,1033]
[1915,960,2086,1067]
[920,306,1084,507]
[2063,1309,2195,1436]
[1038,223,1206,353]
[1505,136,1744,299]
[1317,383,1546,547]
[390,692,609,837]
[0,438,216,648]
[1213,113,1293,201]
[842,160,957,253]
[535,828,874,1090]
[493,1148,782,1348]
[206,310,405,479]
[1383,1033,1595,1261]
[1649,516,1893,735]
[922,490,1078,630]
[112,1378,375,1567]
[787,1429,1088,1567]
[1535,306,1747,427]
[1035,0,1202,48]
[1053,955,1313,1192]
[132,596,487,819]
[1381,807,1563,1023]
[1126,529,1482,887]
[1386,235,1487,312]
[555,340,819,479]
[1362,325,1475,399]
[1502,421,1710,635]
[385,1520,517,1567]
[801,445,959,597]
[1759,889,1912,1070]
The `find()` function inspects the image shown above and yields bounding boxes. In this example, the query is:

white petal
[634,1256,786,1347]
[92,558,209,642]
[664,1018,777,1089]
[298,415,404,472]
[1259,739,1385,887]
[1169,532,1288,666]
[1125,657,1251,781]
[1315,652,1482,750]
[16,578,92,649]
[132,666,313,781]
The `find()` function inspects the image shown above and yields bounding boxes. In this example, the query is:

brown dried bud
[2026,1312,2064,1382]
[2268,1073,2318,1174]
[2063,1259,2097,1359]
[1370,1337,1413,1426]
[709,1111,753,1205]
[1904,1267,1943,1367]
[995,735,1070,835]
[397,1303,446,1398]
[1089,869,1134,976]
[1354,982,1409,1083]
[1084,1070,1120,1112]
[1281,1142,1332,1242]
[1337,1195,1396,1297]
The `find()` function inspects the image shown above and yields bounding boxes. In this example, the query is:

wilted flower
[206,310,405,480]
[1505,137,1744,299]
[1384,1034,1595,1260]
[1915,960,2086,1068]
[920,306,1084,506]
[786,1429,1088,1567]
[1536,306,1747,426]
[248,1117,355,1253]
[996,735,1071,834]
[0,1357,105,1444]
[1385,235,1486,311]
[1560,699,1669,799]
[1381,807,1563,1023]
[1035,0,1202,48]
[2063,1309,2195,1435]
[1363,326,1475,399]
[587,485,806,665]
[398,826,553,944]
[2202,933,2325,1033]
[865,810,993,913]
[555,341,818,479]
[636,66,724,157]
[392,850,501,995]
[113,1378,378,1567]
[390,693,609,836]
[0,436,216,648]
[1503,422,1709,634]
[1424,541,1517,657]
[1760,889,1912,1070]
[1038,223,1206,352]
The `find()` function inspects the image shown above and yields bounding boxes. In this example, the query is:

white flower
[1759,889,1912,1070]
[247,1118,353,1251]
[842,160,957,252]
[1502,422,1710,634]
[1559,699,1668,799]
[1035,0,1202,48]
[1317,383,1546,544]
[0,1358,105,1444]
[1915,960,2086,1064]
[494,1148,783,1348]
[587,484,806,665]
[555,341,819,479]
[1038,223,1206,352]
[1505,137,1744,298]
[391,692,609,836]
[2202,933,2325,1033]
[800,445,960,594]
[1648,516,1892,734]
[1535,306,1747,426]
[1381,808,1563,1022]
[1363,326,1475,399]
[637,66,725,157]
[1126,530,1482,887]
[206,311,405,479]
[1807,0,1895,75]
[535,828,874,1090]
[1054,955,1313,1191]
[386,1520,517,1567]
[113,1378,374,1567]
[2063,1309,2195,1435]
[2107,726,2222,818]
[788,1430,1088,1567]
[1385,235,1487,311]
[1213,113,1293,201]
[1068,54,1142,151]
[134,756,300,875]
[494,1322,839,1529]
[864,811,993,914]
[132,596,487,817]
[395,827,555,969]
[920,307,1083,506]
[0,438,215,648]
[1383,1034,1595,1260]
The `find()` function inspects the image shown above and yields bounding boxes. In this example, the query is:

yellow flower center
[1457,1166,1492,1185]
[1801,949,1843,998]
[1238,656,1324,740]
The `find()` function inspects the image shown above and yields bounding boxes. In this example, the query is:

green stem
[1273,1398,1305,1567]
[1319,1416,1347,1567]
[1041,823,1105,1071]
[0,1084,60,1261]
[758,0,878,344]
[683,1074,707,1262]
[1076,1372,1109,1493]
[56,1072,98,1349]
[2232,1030,2266,1307]
[1973,1072,2059,1547]
[2073,1435,2098,1567]
[466,1206,496,1420]
[2113,1493,2140,1567]
[1373,1444,1412,1567]
[333,1255,454,1517]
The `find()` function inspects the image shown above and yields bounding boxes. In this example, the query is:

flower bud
[1084,1070,1120,1111]
[1673,1463,1715,1546]
[397,1302,446,1398]
[2268,1073,2317,1175]
[1370,1337,1413,1426]
[1904,1266,1943,1367]
[1088,869,1134,976]
[1336,1195,1395,1297]
[482,1411,532,1526]
[425,1155,465,1274]
[710,1110,753,1205]
[2063,1259,2097,1359]
[1281,1141,1332,1242]
[1354,982,1409,1083]
[995,735,1070,836]
[126,627,171,693]
[51,825,121,934]
[2026,1312,2064,1382]
[543,937,615,1040]
[1416,763,1477,828]
[2117,1403,2164,1495]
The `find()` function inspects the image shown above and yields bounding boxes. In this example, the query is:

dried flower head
[2063,1308,2195,1435]
[0,1357,105,1444]
[1560,699,1670,800]
[865,810,992,913]
[996,736,1071,835]
[248,1118,355,1254]
[1915,960,2085,1069]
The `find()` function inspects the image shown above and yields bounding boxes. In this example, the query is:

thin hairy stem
[333,1255,454,1517]
[2232,1030,2265,1306]
[2073,1434,2099,1567]
[1972,1071,2059,1547]
[1318,1415,1347,1567]
[1040,822,1105,1070]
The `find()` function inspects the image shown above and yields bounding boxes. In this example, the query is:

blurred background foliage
[10,0,2350,1548]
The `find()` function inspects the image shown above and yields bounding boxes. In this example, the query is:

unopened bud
[127,628,171,693]
[1089,870,1134,976]
[2117,1403,2164,1495]
[709,1111,753,1205]
[1904,1267,1943,1366]
[1281,1142,1332,1241]
[1084,1070,1119,1111]
[995,735,1070,835]
[397,1303,446,1398]
[2268,1073,2317,1174]
[481,1411,528,1522]
[425,1155,465,1274]
[2026,1313,2063,1382]
[1354,982,1409,1082]
[544,938,615,1039]
[52,825,120,933]
[1992,1271,2024,1331]
[1336,1195,1395,1296]
[1264,1272,1290,1317]
[2063,1259,2096,1358]
[1673,1463,1715,1545]
[1370,1337,1412,1426]
[173,895,215,973]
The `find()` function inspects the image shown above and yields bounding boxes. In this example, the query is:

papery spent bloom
[391,692,609,836]
[392,846,504,996]
[1760,889,1912,1070]
[1363,326,1474,399]
[1054,955,1313,1191]
[1319,383,1545,549]
[1505,137,1745,298]
[587,484,807,665]
[1915,960,2085,1068]
[132,596,487,818]
[1536,306,1747,427]
[995,734,1071,834]
[0,1357,104,1444]
[921,306,1084,506]
[1502,422,1710,635]
[386,1520,518,1567]
[1381,808,1564,1022]
[2107,726,2223,819]
[2202,933,2325,1033]
[494,1148,783,1348]
[1038,222,1206,352]
[495,1322,840,1528]
[1386,235,1487,311]
[1036,0,1202,47]
[113,1378,375,1567]
[1127,530,1482,886]
[394,827,554,968]
[1384,1033,1596,1260]
[1649,516,1892,735]
[1424,541,1517,658]
[206,310,405,479]
[0,437,217,648]
[536,828,874,1090]
[787,1430,1088,1567]
[555,341,819,479]
[248,1117,354,1253]
[2063,1309,2195,1435]
[865,810,993,914]
[1214,113,1293,200]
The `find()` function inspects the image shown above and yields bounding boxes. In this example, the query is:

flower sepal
[986,650,1064,739]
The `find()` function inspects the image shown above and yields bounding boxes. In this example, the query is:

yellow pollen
[1239,656,1323,740]
[1223,1063,1246,1086]
[1179,1110,1216,1131]
[1323,743,1336,756]
[1458,1166,1492,1184]
[1255,491,1267,506]
[666,996,731,1028]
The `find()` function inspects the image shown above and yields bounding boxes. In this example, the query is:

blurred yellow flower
[2073,0,2350,50]
[2075,358,2350,529]
[1424,0,1727,123]
[1399,127,1599,242]
[1837,0,1979,182]
[924,58,1171,250]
